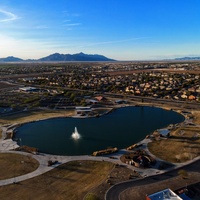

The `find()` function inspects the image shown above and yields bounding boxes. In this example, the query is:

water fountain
[71,127,81,140]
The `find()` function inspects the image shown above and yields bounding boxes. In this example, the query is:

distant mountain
[0,53,115,62]
[38,52,115,62]
[0,56,23,62]
[175,56,200,60]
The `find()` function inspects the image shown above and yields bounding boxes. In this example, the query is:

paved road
[0,114,200,200]
[105,159,200,200]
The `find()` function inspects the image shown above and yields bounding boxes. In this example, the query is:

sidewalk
[0,150,116,186]
[0,127,199,186]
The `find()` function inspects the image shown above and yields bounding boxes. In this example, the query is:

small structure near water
[92,147,118,156]
[122,149,156,168]
[158,129,170,137]
[75,106,92,116]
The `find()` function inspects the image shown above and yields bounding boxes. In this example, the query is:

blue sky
[0,0,200,60]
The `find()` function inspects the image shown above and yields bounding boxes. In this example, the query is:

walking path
[0,124,199,188]
[0,150,114,186]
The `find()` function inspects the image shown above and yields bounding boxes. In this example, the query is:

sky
[0,0,200,60]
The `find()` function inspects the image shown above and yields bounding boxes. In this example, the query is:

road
[105,159,200,200]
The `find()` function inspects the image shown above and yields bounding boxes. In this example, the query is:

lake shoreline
[11,105,185,156]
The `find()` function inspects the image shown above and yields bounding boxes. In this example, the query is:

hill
[0,53,115,62]
[0,56,23,62]
[38,52,115,62]
[175,56,200,60]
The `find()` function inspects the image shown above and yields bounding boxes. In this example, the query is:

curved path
[0,150,119,186]
[105,158,200,200]
[1,137,199,188]
[0,123,200,200]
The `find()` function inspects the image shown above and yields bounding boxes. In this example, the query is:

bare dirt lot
[148,110,200,163]
[0,105,199,199]
[148,130,200,163]
[0,81,17,89]
[0,153,39,180]
[107,69,200,76]
[119,160,200,200]
[0,109,74,125]
[0,160,114,200]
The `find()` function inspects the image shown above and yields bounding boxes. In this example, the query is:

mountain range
[0,52,115,62]
[174,56,200,60]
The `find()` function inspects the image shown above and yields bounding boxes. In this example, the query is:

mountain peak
[0,53,116,62]
[39,52,115,62]
[0,56,23,62]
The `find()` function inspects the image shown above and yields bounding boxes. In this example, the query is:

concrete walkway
[0,150,118,186]
[0,125,200,187]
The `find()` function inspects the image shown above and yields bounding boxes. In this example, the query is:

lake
[14,106,185,155]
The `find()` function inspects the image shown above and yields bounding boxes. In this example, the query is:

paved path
[0,136,199,187]
[105,159,200,200]
[0,149,119,186]
[0,123,200,200]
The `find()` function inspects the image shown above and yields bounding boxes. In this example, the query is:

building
[158,129,170,137]
[75,106,92,116]
[19,87,38,92]
[146,188,191,200]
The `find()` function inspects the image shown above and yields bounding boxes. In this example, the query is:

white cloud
[0,9,18,22]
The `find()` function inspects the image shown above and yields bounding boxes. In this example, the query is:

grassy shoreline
[0,109,75,126]
[0,104,199,200]
[0,105,199,163]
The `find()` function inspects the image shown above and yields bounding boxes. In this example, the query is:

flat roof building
[19,87,37,92]
[146,188,185,200]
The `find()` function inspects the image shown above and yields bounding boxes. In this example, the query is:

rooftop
[147,188,183,200]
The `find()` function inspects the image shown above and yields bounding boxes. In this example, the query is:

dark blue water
[14,106,184,155]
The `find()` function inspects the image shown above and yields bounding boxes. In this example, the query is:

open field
[0,128,2,139]
[86,164,138,200]
[0,105,200,199]
[0,160,114,200]
[107,68,200,76]
[148,125,200,163]
[0,81,18,89]
[0,109,74,125]
[119,160,200,200]
[0,153,39,180]
[193,110,200,124]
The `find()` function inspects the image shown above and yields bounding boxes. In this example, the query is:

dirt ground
[120,160,200,200]
[0,153,39,180]
[148,109,200,163]
[0,128,2,139]
[86,164,139,200]
[0,160,114,200]
[0,105,200,199]
[0,109,74,126]
[148,134,200,163]
[193,110,200,124]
